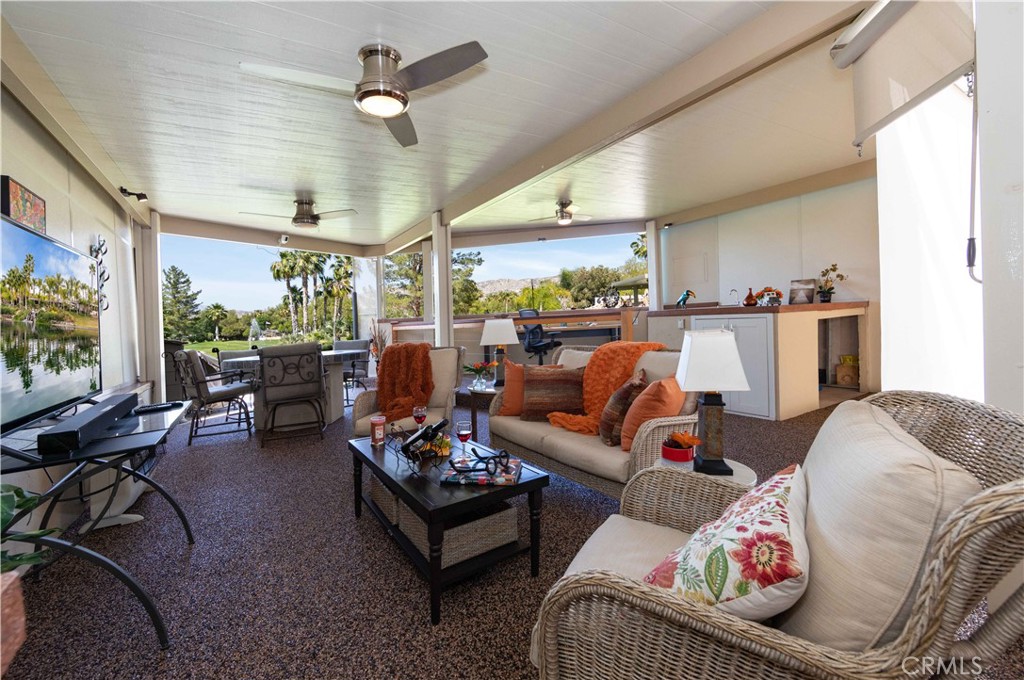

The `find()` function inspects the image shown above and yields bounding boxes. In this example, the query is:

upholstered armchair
[532,391,1024,679]
[352,346,465,435]
[172,349,255,445]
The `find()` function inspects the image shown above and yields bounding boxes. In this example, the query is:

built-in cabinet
[692,314,776,419]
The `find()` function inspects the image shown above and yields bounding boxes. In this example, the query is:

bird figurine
[676,290,696,308]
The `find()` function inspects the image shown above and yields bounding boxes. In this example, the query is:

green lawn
[184,339,287,354]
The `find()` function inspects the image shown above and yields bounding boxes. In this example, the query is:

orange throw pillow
[497,359,562,416]
[620,378,686,451]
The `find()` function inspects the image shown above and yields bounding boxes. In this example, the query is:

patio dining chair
[333,339,371,405]
[257,342,327,447]
[172,349,255,445]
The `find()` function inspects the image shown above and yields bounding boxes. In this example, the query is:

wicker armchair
[534,391,1024,679]
[352,346,465,435]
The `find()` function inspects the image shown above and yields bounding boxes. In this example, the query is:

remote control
[134,401,184,414]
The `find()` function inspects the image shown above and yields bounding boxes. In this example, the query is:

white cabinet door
[692,315,775,419]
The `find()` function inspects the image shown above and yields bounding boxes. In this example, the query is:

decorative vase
[471,375,488,391]
[742,287,757,306]
[818,291,833,303]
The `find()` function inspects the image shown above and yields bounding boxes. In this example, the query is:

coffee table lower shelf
[362,491,528,587]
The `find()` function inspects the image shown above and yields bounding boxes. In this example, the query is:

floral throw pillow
[644,464,809,621]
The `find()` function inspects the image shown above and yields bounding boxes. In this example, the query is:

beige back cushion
[556,349,593,371]
[775,400,981,650]
[427,347,460,409]
[634,351,697,415]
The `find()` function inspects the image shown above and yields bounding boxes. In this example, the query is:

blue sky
[160,231,640,312]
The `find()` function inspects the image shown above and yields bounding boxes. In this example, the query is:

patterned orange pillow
[598,370,648,447]
[520,366,585,422]
[497,360,561,416]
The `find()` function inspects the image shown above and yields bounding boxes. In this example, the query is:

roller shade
[834,1,974,147]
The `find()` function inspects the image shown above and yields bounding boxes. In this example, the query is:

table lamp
[674,329,750,475]
[479,318,520,387]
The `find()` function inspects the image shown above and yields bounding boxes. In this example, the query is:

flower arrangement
[818,264,848,294]
[754,287,783,305]
[663,431,702,449]
[368,318,390,360]
[463,360,498,377]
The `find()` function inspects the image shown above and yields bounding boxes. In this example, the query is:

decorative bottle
[743,287,757,307]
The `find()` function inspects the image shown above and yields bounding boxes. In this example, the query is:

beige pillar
[645,220,662,311]
[431,211,453,347]
[134,211,165,401]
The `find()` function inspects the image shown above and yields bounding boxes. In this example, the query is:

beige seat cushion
[633,350,697,415]
[426,347,460,409]
[353,408,448,436]
[490,415,561,452]
[775,400,982,651]
[543,429,632,483]
[531,514,689,667]
[555,349,592,371]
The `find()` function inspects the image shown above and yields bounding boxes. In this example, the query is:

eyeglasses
[449,447,511,476]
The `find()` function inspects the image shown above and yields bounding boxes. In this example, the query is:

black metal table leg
[428,520,443,624]
[529,488,542,577]
[124,465,194,544]
[25,535,170,649]
[353,454,362,518]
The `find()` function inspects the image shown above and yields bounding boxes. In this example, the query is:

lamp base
[694,455,733,476]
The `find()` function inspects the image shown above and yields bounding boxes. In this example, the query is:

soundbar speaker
[37,394,139,460]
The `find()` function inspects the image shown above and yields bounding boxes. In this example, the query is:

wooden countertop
[647,301,869,317]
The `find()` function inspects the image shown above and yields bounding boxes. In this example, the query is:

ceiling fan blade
[315,209,358,220]
[240,211,293,218]
[574,214,593,221]
[565,203,579,214]
[527,216,554,222]
[393,41,487,91]
[384,113,419,147]
[239,62,355,96]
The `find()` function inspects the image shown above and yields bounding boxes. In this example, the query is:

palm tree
[293,250,326,335]
[327,255,353,340]
[205,303,228,341]
[270,251,299,335]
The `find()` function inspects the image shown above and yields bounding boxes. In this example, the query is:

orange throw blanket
[548,341,665,434]
[377,343,434,422]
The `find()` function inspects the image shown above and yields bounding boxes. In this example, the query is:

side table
[659,457,758,487]
[467,387,498,442]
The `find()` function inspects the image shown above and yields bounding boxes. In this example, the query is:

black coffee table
[349,436,550,624]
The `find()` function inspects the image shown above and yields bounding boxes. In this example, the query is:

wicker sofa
[488,345,698,498]
[531,391,1024,679]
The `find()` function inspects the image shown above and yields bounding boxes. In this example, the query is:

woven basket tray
[368,474,399,525]
[398,501,517,569]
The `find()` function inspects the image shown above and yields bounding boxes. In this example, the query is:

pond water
[1,321,100,427]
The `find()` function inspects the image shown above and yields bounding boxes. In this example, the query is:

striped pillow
[520,366,585,422]
[599,369,648,447]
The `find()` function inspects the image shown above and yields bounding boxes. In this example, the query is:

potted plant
[755,287,783,306]
[818,263,848,303]
[368,318,390,370]
[661,431,702,470]
[2,484,58,573]
[464,360,499,390]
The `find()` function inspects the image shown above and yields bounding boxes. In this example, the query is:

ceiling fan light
[354,87,409,118]
[556,208,573,226]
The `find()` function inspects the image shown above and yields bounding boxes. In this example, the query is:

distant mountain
[477,275,559,296]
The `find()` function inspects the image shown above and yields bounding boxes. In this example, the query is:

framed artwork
[789,279,816,305]
[1,176,46,234]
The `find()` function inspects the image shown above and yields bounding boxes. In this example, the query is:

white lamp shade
[480,318,520,346]
[675,329,750,392]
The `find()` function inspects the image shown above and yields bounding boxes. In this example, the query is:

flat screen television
[1,214,102,433]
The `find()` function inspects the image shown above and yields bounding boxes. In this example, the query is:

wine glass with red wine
[455,420,473,457]
[413,405,427,426]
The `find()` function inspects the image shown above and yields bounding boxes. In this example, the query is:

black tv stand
[0,402,192,649]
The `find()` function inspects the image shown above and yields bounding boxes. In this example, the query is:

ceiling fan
[239,41,488,148]
[529,200,592,226]
[241,199,357,229]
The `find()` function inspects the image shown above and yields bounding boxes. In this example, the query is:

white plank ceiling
[0,1,873,248]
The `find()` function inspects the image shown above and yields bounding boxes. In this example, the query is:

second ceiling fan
[529,200,592,226]
[240,41,488,148]
[241,199,356,229]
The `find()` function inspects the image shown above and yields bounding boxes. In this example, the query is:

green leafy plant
[818,263,849,294]
[1,484,59,573]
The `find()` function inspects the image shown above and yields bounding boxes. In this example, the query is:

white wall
[876,84,983,401]
[660,179,881,389]
[977,1,1024,415]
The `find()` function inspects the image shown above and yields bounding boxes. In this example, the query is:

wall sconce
[119,186,148,203]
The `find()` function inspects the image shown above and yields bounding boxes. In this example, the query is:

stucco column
[645,219,662,311]
[134,211,165,401]
[431,211,453,347]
